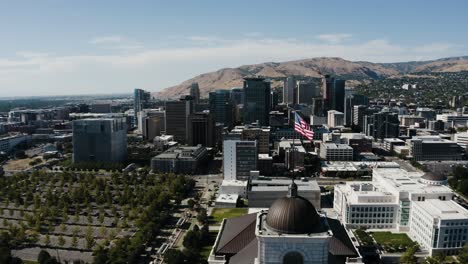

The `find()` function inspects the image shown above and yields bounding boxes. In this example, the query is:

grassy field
[210,208,248,226]
[3,157,45,170]
[200,231,219,259]
[371,231,415,249]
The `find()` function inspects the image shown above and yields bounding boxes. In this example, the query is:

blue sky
[0,0,467,97]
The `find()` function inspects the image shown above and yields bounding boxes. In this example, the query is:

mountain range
[153,56,468,99]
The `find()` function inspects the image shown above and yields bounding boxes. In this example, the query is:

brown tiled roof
[327,217,358,257]
[215,213,257,254]
[229,238,258,264]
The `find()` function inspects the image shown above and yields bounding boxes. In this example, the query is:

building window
[283,251,304,264]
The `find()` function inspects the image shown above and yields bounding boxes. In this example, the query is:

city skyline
[0,0,468,97]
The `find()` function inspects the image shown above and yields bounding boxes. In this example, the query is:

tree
[187,199,195,209]
[400,245,419,264]
[58,235,65,247]
[71,235,78,248]
[197,208,208,225]
[85,225,95,249]
[164,249,186,264]
[423,253,445,264]
[459,244,468,264]
[44,234,50,247]
[93,245,109,264]
[38,250,54,264]
[183,229,201,250]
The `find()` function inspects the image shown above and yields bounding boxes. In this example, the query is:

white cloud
[0,36,464,97]
[89,35,144,51]
[317,33,352,44]
[89,35,125,45]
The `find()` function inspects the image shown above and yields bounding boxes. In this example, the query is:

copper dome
[265,182,322,234]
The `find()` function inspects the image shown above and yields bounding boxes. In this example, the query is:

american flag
[294,112,314,140]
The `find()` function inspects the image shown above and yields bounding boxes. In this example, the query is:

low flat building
[151,145,209,174]
[153,135,176,152]
[383,138,405,152]
[319,143,353,161]
[408,136,463,161]
[321,161,400,177]
[247,178,320,209]
[0,134,31,153]
[215,194,239,208]
[220,180,248,197]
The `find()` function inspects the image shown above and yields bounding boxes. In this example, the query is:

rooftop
[322,143,353,150]
[415,200,468,220]
[373,168,453,195]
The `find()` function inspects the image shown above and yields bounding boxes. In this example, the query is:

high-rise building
[345,94,369,126]
[230,88,244,105]
[243,77,271,126]
[223,140,257,180]
[366,110,400,140]
[72,118,127,163]
[230,125,270,154]
[353,105,381,132]
[297,80,319,105]
[142,111,165,141]
[134,88,151,128]
[283,76,296,105]
[165,96,194,143]
[270,90,279,109]
[209,90,235,128]
[322,75,345,112]
[190,82,200,104]
[188,112,214,147]
[311,97,326,117]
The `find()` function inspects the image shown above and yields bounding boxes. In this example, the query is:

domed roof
[265,181,322,234]
[422,172,447,182]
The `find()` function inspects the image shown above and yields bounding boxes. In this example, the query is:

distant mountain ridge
[154,56,468,99]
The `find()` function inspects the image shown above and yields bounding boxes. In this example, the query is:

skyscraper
[188,112,214,147]
[72,118,127,163]
[165,96,194,143]
[134,88,151,128]
[322,75,346,112]
[297,80,319,105]
[283,76,296,105]
[209,90,235,128]
[141,110,165,141]
[190,82,200,104]
[344,94,369,126]
[366,110,400,140]
[243,77,271,126]
[230,88,244,105]
[332,79,346,112]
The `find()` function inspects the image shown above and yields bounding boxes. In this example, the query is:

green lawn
[371,231,416,251]
[200,231,219,259]
[210,208,248,226]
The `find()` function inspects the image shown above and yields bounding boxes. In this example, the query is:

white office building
[320,143,353,161]
[410,199,468,255]
[334,167,467,256]
[327,110,344,128]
